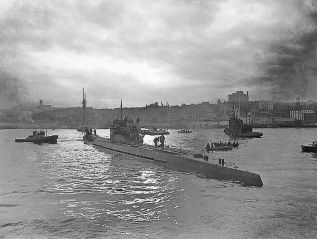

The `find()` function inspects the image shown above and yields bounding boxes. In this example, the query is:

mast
[82,88,87,125]
[232,100,236,117]
[120,99,123,120]
[245,101,248,124]
[233,100,235,117]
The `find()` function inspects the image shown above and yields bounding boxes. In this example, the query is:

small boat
[205,141,239,151]
[178,129,192,133]
[301,141,317,153]
[205,143,233,152]
[141,127,169,135]
[15,130,58,144]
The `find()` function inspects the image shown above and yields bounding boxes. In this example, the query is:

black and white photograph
[0,0,316,238]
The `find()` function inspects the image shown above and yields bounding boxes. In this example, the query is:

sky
[0,0,316,108]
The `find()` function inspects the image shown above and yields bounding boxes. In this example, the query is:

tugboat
[224,106,263,138]
[15,130,58,144]
[301,140,317,153]
[224,117,263,138]
[89,100,263,187]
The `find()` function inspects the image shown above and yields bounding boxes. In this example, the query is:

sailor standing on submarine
[159,134,165,149]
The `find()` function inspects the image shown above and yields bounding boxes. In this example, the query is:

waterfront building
[37,99,53,112]
[228,91,249,104]
[289,110,314,121]
[290,98,315,121]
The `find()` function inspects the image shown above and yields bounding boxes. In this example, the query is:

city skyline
[16,90,317,111]
[0,0,317,108]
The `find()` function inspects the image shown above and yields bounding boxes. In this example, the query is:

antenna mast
[120,99,123,119]
[82,88,87,125]
[245,101,248,124]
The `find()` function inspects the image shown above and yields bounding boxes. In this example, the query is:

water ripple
[1,129,317,238]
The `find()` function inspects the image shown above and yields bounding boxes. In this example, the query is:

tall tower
[295,97,300,111]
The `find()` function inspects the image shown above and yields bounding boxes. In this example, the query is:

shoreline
[2,125,317,130]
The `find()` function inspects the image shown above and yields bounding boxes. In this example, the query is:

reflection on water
[33,130,181,226]
[0,128,316,238]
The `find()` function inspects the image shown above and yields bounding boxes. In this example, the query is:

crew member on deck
[154,137,159,147]
[159,134,165,149]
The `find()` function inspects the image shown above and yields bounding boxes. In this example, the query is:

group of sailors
[206,140,238,148]
[32,130,45,136]
[153,134,166,148]
[218,158,237,168]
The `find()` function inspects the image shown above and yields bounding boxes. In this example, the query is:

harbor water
[0,128,316,239]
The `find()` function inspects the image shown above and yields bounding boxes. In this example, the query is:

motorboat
[301,140,317,153]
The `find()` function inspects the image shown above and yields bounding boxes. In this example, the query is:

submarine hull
[91,137,263,187]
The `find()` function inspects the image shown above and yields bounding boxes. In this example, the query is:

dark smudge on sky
[260,3,317,100]
[0,71,24,108]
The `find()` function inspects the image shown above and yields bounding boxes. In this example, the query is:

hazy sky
[0,0,316,108]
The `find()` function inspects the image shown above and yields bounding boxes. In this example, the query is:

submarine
[86,102,263,187]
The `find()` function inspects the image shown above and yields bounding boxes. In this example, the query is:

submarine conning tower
[109,100,144,146]
[110,117,144,145]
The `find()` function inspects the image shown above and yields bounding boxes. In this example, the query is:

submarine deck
[93,137,239,170]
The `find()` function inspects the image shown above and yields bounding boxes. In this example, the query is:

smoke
[0,71,25,108]
[259,1,317,101]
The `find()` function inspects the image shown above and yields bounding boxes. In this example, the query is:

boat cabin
[228,117,252,135]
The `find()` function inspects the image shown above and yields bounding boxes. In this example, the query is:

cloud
[0,0,316,108]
